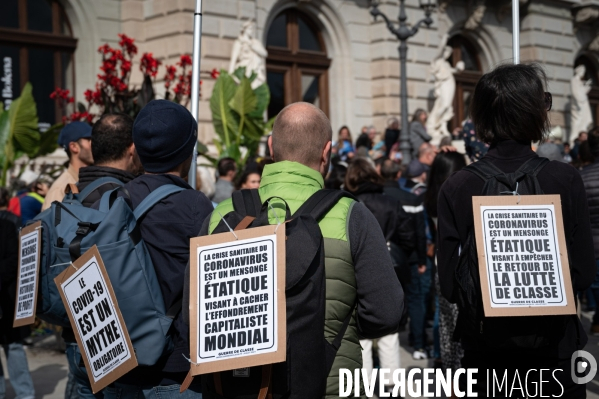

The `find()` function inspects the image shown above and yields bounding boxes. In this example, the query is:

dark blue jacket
[112,174,213,384]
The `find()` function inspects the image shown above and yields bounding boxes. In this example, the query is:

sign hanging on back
[473,194,576,317]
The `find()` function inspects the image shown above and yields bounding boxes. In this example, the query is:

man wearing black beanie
[102,100,213,398]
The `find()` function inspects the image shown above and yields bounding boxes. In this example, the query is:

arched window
[265,10,330,118]
[0,0,77,125]
[574,55,599,126]
[448,35,482,131]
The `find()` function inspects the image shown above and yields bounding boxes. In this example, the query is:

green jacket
[209,161,363,398]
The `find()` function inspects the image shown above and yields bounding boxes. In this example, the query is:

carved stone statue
[570,65,594,143]
[229,21,268,89]
[426,35,465,143]
[465,4,486,30]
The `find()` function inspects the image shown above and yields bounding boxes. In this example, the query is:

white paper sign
[196,234,278,362]
[14,227,39,322]
[60,254,133,382]
[480,204,568,308]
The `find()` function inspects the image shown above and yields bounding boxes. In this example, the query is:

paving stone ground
[2,310,599,398]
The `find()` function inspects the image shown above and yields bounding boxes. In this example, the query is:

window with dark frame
[0,0,77,125]
[448,35,482,133]
[265,9,330,119]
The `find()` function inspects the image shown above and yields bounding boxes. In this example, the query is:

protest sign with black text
[189,224,286,376]
[13,221,41,327]
[54,245,137,393]
[473,194,576,317]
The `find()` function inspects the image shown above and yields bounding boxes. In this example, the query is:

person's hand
[347,152,355,159]
[418,264,426,274]
[452,127,462,138]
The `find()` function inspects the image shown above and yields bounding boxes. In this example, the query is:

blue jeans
[66,342,102,399]
[0,343,35,399]
[591,260,599,325]
[104,383,202,399]
[405,260,432,350]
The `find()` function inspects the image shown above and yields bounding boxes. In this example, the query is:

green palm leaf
[229,77,257,141]
[249,82,270,119]
[210,71,239,147]
[0,106,9,166]
[1,83,41,185]
[36,123,63,157]
[10,83,40,157]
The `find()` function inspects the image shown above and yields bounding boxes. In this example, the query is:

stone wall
[61,0,594,144]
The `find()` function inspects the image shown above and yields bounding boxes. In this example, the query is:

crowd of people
[0,62,597,399]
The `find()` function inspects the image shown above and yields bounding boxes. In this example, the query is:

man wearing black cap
[42,121,94,210]
[102,100,212,398]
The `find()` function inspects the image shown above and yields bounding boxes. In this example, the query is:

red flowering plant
[163,55,216,107]
[51,35,219,126]
[50,34,162,122]
[93,34,161,116]
[49,87,94,124]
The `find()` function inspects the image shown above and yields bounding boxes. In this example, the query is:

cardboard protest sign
[13,221,41,327]
[54,246,137,392]
[473,195,576,317]
[189,224,286,376]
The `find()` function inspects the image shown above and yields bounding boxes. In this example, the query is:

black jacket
[102,174,213,384]
[77,166,135,207]
[383,181,427,266]
[580,161,599,259]
[0,210,20,231]
[348,182,415,254]
[0,219,29,344]
[437,140,596,357]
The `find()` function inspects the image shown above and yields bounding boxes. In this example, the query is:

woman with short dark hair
[437,63,595,397]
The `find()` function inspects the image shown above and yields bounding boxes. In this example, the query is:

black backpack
[454,157,572,350]
[203,189,357,399]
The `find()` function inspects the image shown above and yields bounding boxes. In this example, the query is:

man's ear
[68,141,80,155]
[128,143,136,158]
[268,135,275,161]
[322,141,332,163]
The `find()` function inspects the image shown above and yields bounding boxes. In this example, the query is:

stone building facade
[2,0,599,149]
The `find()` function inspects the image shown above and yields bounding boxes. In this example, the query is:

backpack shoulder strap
[514,156,549,177]
[294,189,357,222]
[77,177,124,203]
[463,157,505,182]
[231,189,262,217]
[133,184,186,220]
